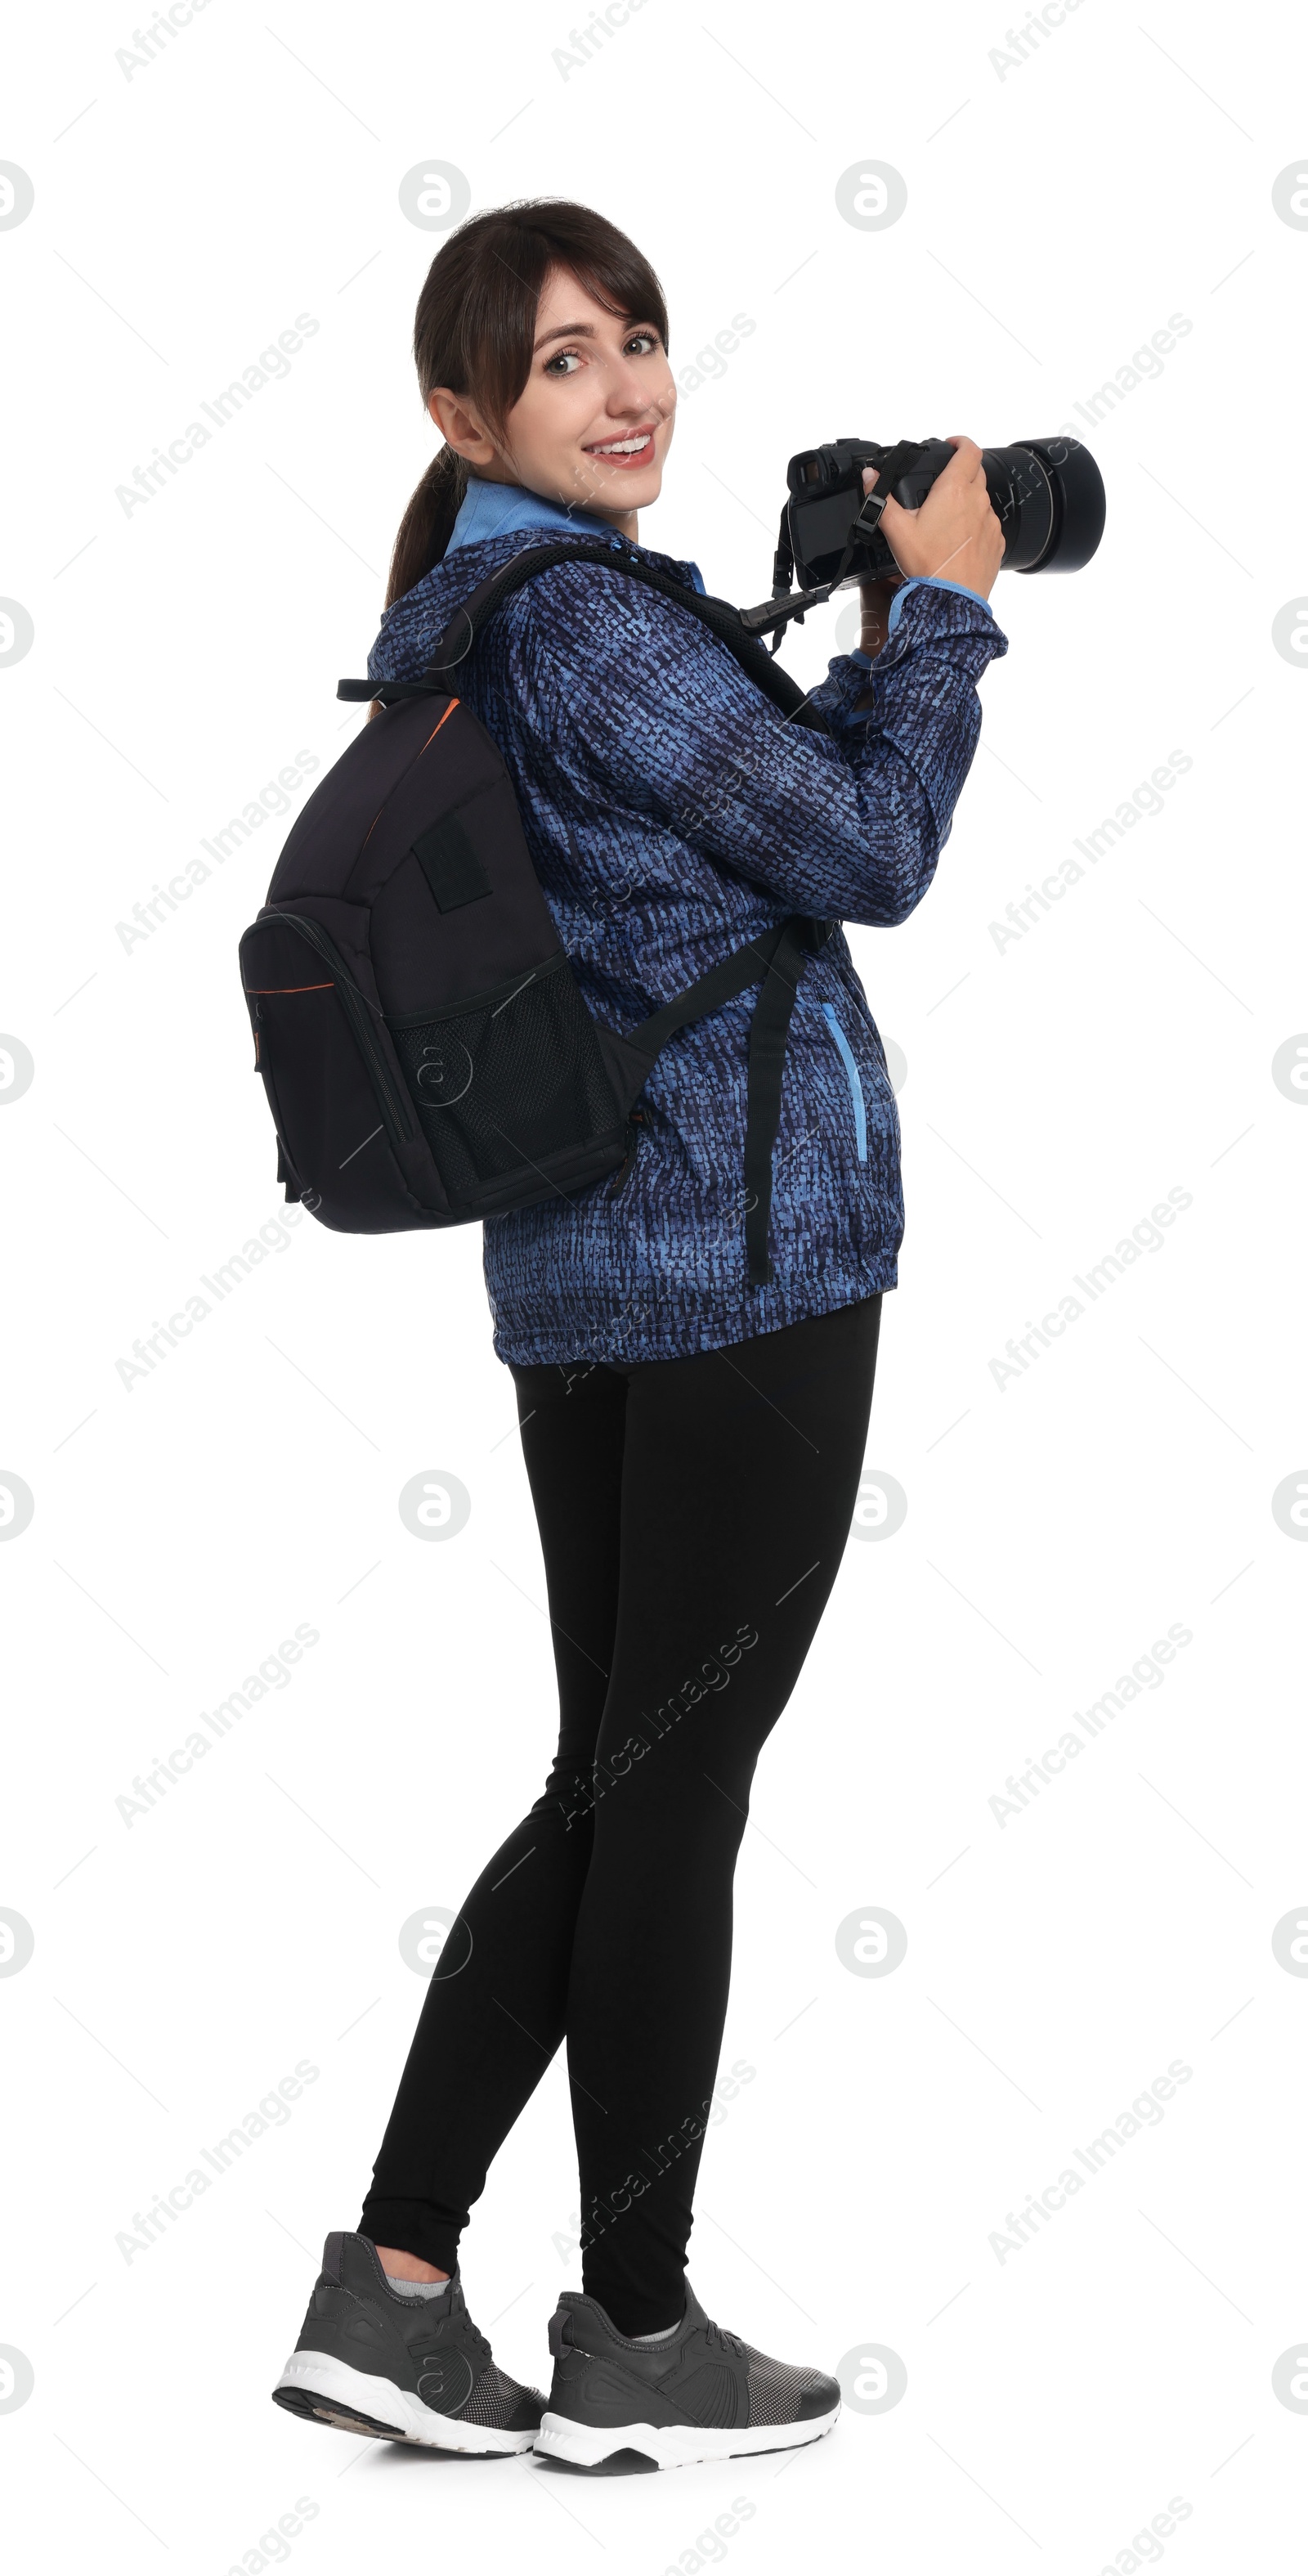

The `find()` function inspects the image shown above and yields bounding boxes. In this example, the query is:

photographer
[273,198,1007,2471]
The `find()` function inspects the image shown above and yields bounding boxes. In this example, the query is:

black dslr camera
[739,435,1105,640]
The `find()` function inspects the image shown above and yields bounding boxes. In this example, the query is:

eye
[542,330,662,378]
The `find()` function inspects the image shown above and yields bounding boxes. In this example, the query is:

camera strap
[745,439,930,648]
[846,438,928,550]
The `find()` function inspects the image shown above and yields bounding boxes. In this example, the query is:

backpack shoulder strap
[421,539,831,734]
[620,914,821,1289]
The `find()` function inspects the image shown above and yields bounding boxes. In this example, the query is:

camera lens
[981,447,1053,571]
[988,438,1106,573]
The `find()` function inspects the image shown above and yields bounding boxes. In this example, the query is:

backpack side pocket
[240,915,450,1232]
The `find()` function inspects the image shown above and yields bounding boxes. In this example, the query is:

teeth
[590,435,652,454]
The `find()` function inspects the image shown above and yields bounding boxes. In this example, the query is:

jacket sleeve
[513,562,1010,929]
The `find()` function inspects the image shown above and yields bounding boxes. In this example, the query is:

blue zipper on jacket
[822,1003,867,1163]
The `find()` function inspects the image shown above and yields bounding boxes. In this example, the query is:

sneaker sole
[271,2350,537,2453]
[534,2402,840,2471]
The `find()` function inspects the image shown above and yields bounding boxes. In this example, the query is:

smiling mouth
[583,429,657,464]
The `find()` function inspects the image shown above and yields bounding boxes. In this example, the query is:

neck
[589,500,638,544]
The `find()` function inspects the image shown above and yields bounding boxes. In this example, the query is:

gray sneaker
[535,2279,840,2471]
[271,2232,544,2454]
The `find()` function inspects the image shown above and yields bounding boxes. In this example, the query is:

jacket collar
[447,473,617,554]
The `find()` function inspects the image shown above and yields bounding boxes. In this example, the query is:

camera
[739,435,1105,640]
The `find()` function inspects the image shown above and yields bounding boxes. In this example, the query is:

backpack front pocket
[387,951,627,1209]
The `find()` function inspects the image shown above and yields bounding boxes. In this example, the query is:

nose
[602,348,665,420]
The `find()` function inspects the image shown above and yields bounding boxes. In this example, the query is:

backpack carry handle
[336,675,446,705]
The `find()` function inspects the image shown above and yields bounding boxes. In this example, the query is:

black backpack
[238,539,834,1287]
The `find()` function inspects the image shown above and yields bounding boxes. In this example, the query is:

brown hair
[384,198,670,610]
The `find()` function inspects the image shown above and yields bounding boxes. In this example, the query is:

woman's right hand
[862,436,1005,602]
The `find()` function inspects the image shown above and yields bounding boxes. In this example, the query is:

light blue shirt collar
[446,471,706,595]
[447,473,619,553]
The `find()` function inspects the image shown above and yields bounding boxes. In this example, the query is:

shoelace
[705,2318,746,2359]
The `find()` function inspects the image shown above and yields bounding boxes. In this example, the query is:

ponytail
[386,446,468,610]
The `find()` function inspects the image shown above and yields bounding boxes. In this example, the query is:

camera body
[782,435,1106,588]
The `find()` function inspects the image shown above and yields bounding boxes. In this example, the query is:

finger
[861,466,880,490]
[928,451,975,499]
[943,437,984,480]
[876,491,912,532]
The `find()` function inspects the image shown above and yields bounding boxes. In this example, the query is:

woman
[272,199,1006,2471]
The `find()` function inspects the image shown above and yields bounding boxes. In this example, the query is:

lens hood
[1012,438,1106,573]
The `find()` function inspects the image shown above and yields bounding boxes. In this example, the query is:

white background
[3,2,1306,2569]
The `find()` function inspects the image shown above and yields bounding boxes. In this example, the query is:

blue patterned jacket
[367,482,1009,1366]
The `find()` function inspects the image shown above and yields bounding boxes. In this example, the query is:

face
[429,265,676,527]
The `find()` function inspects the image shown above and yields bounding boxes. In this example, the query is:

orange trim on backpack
[418,696,460,757]
[359,696,461,859]
[244,981,335,994]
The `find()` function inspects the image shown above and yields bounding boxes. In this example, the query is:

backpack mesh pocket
[387,954,625,1207]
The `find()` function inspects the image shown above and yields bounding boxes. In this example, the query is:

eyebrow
[532,319,659,353]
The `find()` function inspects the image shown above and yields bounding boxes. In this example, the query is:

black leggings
[360,1294,881,2335]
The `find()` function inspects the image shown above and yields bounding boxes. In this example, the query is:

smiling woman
[269,196,1010,2476]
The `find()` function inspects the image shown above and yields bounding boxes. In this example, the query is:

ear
[428,387,498,468]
